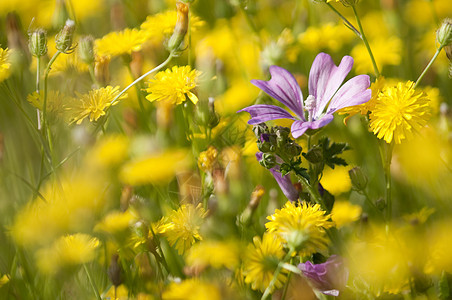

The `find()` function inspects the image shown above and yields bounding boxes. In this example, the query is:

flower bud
[108,254,122,287]
[257,133,276,153]
[348,167,368,191]
[284,142,302,157]
[207,97,220,128]
[259,153,276,169]
[252,123,269,138]
[78,35,94,64]
[95,55,111,86]
[167,2,189,52]
[55,19,76,53]
[437,18,452,48]
[29,29,47,57]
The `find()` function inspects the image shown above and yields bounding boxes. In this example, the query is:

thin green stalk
[36,56,42,130]
[43,50,62,133]
[125,62,146,113]
[110,52,174,106]
[414,46,443,89]
[261,250,293,300]
[88,64,99,88]
[297,174,326,210]
[351,5,380,77]
[325,3,361,38]
[378,141,393,222]
[149,225,171,274]
[83,264,102,300]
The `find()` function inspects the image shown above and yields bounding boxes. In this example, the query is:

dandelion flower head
[159,203,207,254]
[95,28,147,57]
[145,65,201,105]
[66,86,127,124]
[266,201,334,255]
[370,81,431,144]
[243,233,287,292]
[0,48,11,83]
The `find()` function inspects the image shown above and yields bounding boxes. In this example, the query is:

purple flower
[256,152,299,202]
[238,53,371,138]
[298,255,349,297]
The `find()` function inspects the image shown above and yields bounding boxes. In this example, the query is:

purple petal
[238,104,295,125]
[269,168,299,202]
[309,54,354,119]
[290,115,334,138]
[326,75,371,114]
[251,66,305,120]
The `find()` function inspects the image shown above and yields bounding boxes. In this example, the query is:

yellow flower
[266,201,333,256]
[197,146,218,173]
[145,66,201,105]
[339,76,385,124]
[162,279,221,300]
[370,81,431,144]
[94,210,136,236]
[159,203,207,254]
[215,78,260,115]
[119,149,190,186]
[425,221,452,274]
[351,37,402,74]
[95,28,147,57]
[86,134,130,168]
[36,233,100,274]
[185,240,240,270]
[66,86,127,124]
[27,90,66,115]
[243,233,287,292]
[0,48,11,83]
[331,201,362,228]
[320,166,352,196]
[298,23,354,53]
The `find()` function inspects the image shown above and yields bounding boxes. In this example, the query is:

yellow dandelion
[320,166,352,196]
[27,90,66,115]
[351,37,402,74]
[86,134,130,168]
[95,28,147,57]
[370,81,431,144]
[66,86,127,124]
[243,233,287,292]
[0,48,11,83]
[162,279,221,300]
[36,233,100,274]
[331,201,362,228]
[159,203,207,254]
[339,76,385,123]
[145,66,201,105]
[197,146,218,173]
[119,149,190,186]
[266,201,333,256]
[185,240,240,270]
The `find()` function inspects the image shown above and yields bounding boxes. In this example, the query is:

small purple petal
[327,75,371,114]
[269,168,299,202]
[290,114,334,138]
[309,54,354,119]
[238,104,295,125]
[251,66,305,120]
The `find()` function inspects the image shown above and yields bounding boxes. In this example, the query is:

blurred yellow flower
[95,28,147,57]
[94,210,136,236]
[320,166,352,196]
[0,48,11,83]
[331,201,362,228]
[370,81,431,144]
[298,23,354,52]
[351,37,402,74]
[215,79,260,115]
[266,201,333,256]
[27,90,66,115]
[36,233,100,274]
[119,149,190,186]
[197,146,218,173]
[162,279,221,300]
[243,233,287,292]
[159,203,207,254]
[185,240,240,270]
[66,86,127,124]
[145,66,201,105]
[425,221,452,274]
[87,134,130,168]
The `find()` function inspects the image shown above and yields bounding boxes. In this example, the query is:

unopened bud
[29,29,47,57]
[95,55,111,85]
[284,142,302,157]
[259,153,276,169]
[208,97,220,128]
[239,185,265,225]
[78,35,94,64]
[437,18,452,48]
[108,254,122,287]
[167,2,189,52]
[252,123,269,138]
[55,19,76,53]
[444,44,452,60]
[349,167,368,191]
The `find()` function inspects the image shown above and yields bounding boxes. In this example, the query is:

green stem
[414,46,443,89]
[261,250,293,300]
[36,56,42,130]
[281,259,293,300]
[43,50,62,132]
[110,52,174,106]
[88,64,99,88]
[325,3,362,38]
[83,264,102,300]
[352,5,380,77]
[362,189,382,216]
[379,141,393,222]
[149,225,171,274]
[297,175,326,210]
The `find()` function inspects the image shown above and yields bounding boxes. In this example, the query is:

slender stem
[36,56,42,130]
[296,174,326,210]
[110,52,174,106]
[261,250,293,300]
[88,64,99,88]
[83,264,102,300]
[325,3,362,38]
[352,5,380,77]
[384,142,393,222]
[281,259,293,300]
[43,50,62,131]
[362,189,382,216]
[414,46,443,89]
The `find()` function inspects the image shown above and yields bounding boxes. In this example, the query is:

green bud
[259,153,276,169]
[252,123,269,138]
[29,29,47,57]
[78,35,95,64]
[348,167,368,191]
[437,18,452,47]
[257,134,276,153]
[167,2,189,52]
[208,97,220,128]
[55,19,76,53]
[375,198,386,211]
[284,142,302,157]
